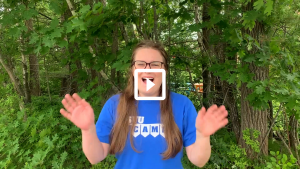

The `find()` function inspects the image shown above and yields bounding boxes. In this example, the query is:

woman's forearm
[189,131,211,167]
[82,125,105,164]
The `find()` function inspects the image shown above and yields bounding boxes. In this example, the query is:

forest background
[0,0,300,168]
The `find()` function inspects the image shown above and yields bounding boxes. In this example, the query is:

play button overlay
[146,78,155,91]
[134,69,166,100]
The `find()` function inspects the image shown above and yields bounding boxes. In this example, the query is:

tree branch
[38,12,52,20]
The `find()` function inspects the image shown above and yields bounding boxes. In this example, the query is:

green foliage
[265,151,297,169]
[0,94,91,169]
[0,0,300,168]
[242,129,261,153]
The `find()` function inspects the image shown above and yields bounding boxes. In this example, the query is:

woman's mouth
[142,77,154,84]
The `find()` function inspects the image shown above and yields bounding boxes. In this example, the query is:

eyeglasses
[132,60,164,69]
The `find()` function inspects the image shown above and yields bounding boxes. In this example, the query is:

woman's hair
[109,40,183,159]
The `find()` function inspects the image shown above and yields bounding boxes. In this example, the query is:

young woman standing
[60,40,228,169]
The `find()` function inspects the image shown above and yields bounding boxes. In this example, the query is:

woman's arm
[82,124,110,164]
[186,105,228,167]
[185,131,211,167]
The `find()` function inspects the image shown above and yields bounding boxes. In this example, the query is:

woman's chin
[138,90,158,97]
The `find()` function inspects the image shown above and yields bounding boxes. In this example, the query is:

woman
[60,40,228,169]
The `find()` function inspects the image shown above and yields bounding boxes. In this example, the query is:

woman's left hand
[195,105,229,137]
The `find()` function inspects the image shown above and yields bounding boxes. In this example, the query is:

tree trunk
[138,0,148,39]
[222,81,241,143]
[111,23,118,84]
[43,55,52,101]
[21,52,31,104]
[25,18,41,96]
[153,0,158,41]
[240,1,268,156]
[289,115,299,153]
[240,66,269,157]
[0,54,25,98]
[217,39,241,143]
[128,24,137,40]
[200,2,211,108]
[268,101,273,140]
[119,22,129,45]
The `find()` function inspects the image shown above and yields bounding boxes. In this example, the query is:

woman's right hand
[60,93,95,131]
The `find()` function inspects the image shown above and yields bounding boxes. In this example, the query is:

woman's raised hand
[60,93,95,131]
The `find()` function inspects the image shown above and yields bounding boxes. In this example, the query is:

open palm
[60,93,95,131]
[195,105,228,137]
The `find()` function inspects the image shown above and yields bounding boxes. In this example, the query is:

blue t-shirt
[95,92,198,169]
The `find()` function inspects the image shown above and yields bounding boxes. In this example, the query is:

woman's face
[132,48,165,97]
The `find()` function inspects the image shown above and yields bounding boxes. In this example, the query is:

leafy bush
[0,95,91,169]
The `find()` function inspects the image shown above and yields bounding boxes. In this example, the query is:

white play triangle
[146,78,155,91]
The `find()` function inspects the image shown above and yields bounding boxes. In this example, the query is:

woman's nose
[145,64,151,69]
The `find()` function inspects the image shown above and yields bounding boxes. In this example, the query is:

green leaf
[254,0,264,11]
[59,151,68,167]
[79,5,91,15]
[92,2,102,13]
[57,40,68,48]
[39,129,48,138]
[188,23,203,32]
[50,18,60,30]
[23,9,38,20]
[49,1,62,14]
[239,73,249,82]
[286,97,297,109]
[270,157,276,162]
[61,125,68,130]
[228,74,236,84]
[31,127,36,137]
[72,18,87,31]
[265,0,273,15]
[286,74,296,81]
[270,151,275,156]
[40,46,50,55]
[255,85,265,94]
[34,45,42,54]
[282,154,287,164]
[43,37,55,48]
[64,22,74,33]
[29,32,39,44]
[8,27,21,38]
[69,34,77,42]
[50,28,63,38]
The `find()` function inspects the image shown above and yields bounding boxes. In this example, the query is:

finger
[65,94,77,106]
[219,105,226,112]
[218,118,229,128]
[65,94,77,111]
[62,99,73,113]
[197,107,206,120]
[206,104,218,116]
[60,108,72,121]
[72,93,82,104]
[216,109,228,122]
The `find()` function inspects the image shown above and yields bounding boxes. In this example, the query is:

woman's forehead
[134,48,164,62]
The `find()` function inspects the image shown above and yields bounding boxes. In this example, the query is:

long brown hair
[109,40,183,159]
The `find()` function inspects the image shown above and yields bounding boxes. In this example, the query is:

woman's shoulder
[105,93,121,104]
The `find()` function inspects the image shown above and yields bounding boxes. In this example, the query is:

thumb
[197,107,206,120]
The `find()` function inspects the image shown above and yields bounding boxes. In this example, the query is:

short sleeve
[95,98,115,144]
[183,99,198,147]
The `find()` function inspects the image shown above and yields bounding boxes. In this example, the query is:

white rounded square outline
[134,69,166,100]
